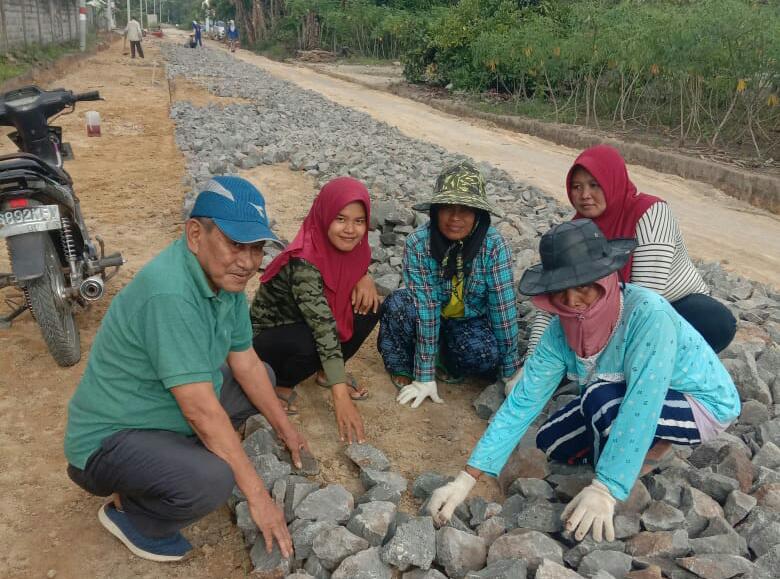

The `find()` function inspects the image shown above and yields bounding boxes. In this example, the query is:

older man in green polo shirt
[64,176,308,562]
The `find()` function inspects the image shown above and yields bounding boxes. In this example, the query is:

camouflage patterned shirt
[250,258,347,386]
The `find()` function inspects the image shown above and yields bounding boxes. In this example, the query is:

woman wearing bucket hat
[251,177,378,443]
[427,219,740,543]
[377,161,521,408]
[525,145,736,364]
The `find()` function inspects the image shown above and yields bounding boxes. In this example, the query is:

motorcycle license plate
[0,205,61,238]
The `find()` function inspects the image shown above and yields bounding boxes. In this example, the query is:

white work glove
[396,380,442,408]
[503,367,524,397]
[561,480,616,542]
[428,471,477,526]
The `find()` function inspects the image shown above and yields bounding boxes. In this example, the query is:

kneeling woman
[378,161,521,407]
[429,219,740,542]
[251,177,379,443]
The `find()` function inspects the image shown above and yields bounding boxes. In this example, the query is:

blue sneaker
[98,502,192,562]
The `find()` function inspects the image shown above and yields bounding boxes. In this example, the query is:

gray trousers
[67,364,274,538]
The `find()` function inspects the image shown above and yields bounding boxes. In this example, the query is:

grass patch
[0,40,84,84]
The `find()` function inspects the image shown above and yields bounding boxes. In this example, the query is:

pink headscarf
[532,273,622,358]
[567,145,662,280]
[261,177,371,342]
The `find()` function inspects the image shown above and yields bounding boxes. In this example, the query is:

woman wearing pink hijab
[527,145,735,358]
[250,177,378,443]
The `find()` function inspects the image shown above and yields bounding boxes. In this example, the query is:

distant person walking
[125,17,144,59]
[227,20,239,52]
[192,21,203,47]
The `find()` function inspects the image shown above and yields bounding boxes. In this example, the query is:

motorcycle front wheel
[25,235,81,366]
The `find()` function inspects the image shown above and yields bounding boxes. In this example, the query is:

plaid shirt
[403,225,521,382]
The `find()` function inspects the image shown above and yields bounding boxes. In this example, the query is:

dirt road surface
[211,38,780,288]
[0,34,777,579]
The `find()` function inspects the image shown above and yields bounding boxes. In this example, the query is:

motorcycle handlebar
[74,91,101,102]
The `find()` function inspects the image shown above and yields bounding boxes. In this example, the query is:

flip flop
[435,366,464,384]
[316,374,369,401]
[388,372,413,391]
[275,388,299,416]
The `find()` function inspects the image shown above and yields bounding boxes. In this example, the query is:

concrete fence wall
[0,0,99,54]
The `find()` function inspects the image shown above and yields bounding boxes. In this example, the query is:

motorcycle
[0,86,124,366]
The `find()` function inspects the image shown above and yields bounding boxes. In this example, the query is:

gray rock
[304,554,332,579]
[249,540,291,577]
[535,559,585,578]
[464,558,527,578]
[641,500,686,531]
[563,538,626,569]
[235,501,259,546]
[412,472,451,500]
[645,475,685,507]
[295,485,354,523]
[468,497,502,527]
[549,474,593,501]
[286,573,315,579]
[292,520,338,560]
[331,546,392,579]
[380,516,436,571]
[758,418,780,448]
[625,530,690,558]
[680,486,725,536]
[487,529,563,572]
[577,550,633,579]
[436,527,488,578]
[357,483,402,506]
[476,516,507,546]
[285,481,321,522]
[244,413,273,436]
[248,453,292,489]
[374,273,401,296]
[724,489,757,525]
[753,442,780,470]
[507,477,555,500]
[473,382,505,420]
[747,521,780,558]
[402,570,448,579]
[312,526,370,571]
[689,533,747,556]
[688,470,740,504]
[511,499,565,533]
[740,400,771,426]
[346,501,397,547]
[345,444,391,471]
[754,544,780,575]
[360,469,408,494]
[676,555,755,579]
[613,514,641,539]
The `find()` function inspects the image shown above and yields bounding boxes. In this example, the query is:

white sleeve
[630,203,676,296]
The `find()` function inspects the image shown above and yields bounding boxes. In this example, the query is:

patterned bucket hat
[412,161,504,218]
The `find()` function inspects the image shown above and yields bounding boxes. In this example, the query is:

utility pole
[79,0,87,51]
[126,0,131,26]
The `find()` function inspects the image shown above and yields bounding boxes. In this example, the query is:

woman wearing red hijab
[250,177,379,443]
[526,145,736,360]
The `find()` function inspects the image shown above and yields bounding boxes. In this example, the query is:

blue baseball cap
[190,176,281,246]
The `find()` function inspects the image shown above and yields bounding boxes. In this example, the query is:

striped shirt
[404,225,521,382]
[527,203,709,353]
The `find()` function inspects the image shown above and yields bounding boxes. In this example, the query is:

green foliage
[0,41,82,84]
[401,0,780,158]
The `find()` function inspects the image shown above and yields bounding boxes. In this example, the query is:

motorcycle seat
[0,152,71,185]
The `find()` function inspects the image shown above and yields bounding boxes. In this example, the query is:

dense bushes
[403,0,780,158]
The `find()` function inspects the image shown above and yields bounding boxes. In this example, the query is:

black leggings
[671,293,736,353]
[252,311,379,387]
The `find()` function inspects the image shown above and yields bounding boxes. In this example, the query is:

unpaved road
[205,37,780,288]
